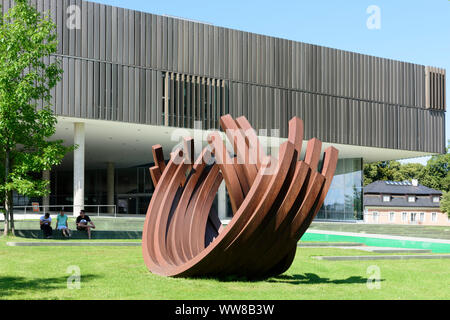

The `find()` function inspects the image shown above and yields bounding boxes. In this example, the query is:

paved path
[314,254,450,261]
[301,245,431,253]
[298,242,364,247]
[6,242,141,247]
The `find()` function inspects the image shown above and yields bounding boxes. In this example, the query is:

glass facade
[317,158,364,221]
[115,167,154,215]
[47,166,155,215]
[214,157,364,221]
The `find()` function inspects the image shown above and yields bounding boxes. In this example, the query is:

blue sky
[91,0,450,164]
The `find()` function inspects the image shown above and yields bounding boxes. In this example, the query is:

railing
[0,205,117,218]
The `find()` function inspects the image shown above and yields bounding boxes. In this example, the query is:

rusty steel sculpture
[142,115,338,279]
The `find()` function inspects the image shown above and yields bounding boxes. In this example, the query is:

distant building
[364,180,450,225]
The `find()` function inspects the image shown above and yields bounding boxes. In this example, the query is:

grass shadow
[0,274,101,298]
[182,272,384,285]
[269,273,385,285]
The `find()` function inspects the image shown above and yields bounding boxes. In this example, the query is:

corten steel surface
[142,115,339,279]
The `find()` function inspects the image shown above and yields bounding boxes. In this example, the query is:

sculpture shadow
[197,272,382,284]
[268,273,384,285]
[0,274,100,298]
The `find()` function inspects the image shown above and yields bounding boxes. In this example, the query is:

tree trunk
[2,209,8,236]
[3,150,8,236]
[8,191,15,236]
[4,150,14,236]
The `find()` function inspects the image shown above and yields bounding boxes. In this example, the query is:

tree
[392,163,424,182]
[344,185,363,220]
[363,161,402,186]
[0,0,72,235]
[440,191,450,218]
[363,144,450,192]
[419,146,450,192]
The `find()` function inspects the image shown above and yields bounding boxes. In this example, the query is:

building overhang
[52,117,437,170]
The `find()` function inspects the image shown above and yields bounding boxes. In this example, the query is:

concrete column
[73,123,85,217]
[107,162,115,214]
[42,170,50,213]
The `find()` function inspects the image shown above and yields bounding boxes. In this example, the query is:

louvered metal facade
[1,0,446,154]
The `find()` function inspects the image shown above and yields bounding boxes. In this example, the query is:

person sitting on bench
[76,210,96,239]
[56,210,71,238]
[39,213,53,239]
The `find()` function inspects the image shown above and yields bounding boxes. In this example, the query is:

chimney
[412,179,419,187]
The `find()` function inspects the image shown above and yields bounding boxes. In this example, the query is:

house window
[389,212,395,222]
[411,213,417,223]
[420,212,425,222]
[373,212,379,223]
[408,196,416,203]
[433,197,440,203]
[402,212,408,222]
[383,195,390,202]
[432,212,437,222]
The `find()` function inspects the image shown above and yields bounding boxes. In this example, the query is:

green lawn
[1,236,449,300]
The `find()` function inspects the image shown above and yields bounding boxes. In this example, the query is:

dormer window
[408,196,416,203]
[433,196,440,203]
[383,195,390,202]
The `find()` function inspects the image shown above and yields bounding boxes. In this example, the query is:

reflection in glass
[317,158,363,221]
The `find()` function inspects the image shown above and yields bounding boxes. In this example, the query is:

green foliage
[418,150,450,192]
[392,163,424,182]
[344,185,362,219]
[0,0,72,230]
[440,192,450,217]
[363,161,402,186]
[364,142,450,193]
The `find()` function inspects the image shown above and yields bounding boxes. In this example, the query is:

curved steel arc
[142,115,339,279]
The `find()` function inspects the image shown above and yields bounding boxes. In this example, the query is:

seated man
[76,210,96,239]
[39,213,53,239]
[56,210,71,238]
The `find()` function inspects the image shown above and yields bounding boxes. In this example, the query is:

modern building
[364,180,449,225]
[1,0,447,220]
